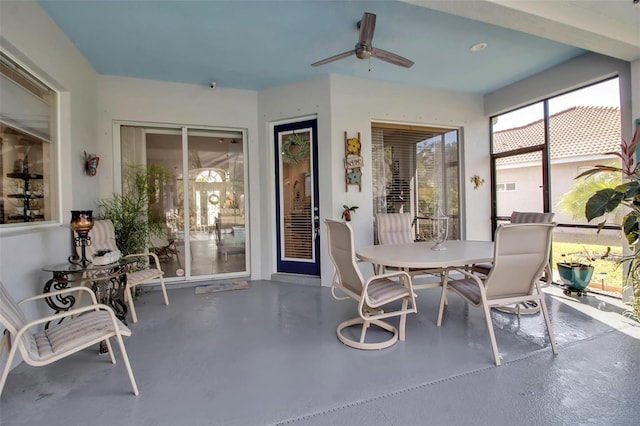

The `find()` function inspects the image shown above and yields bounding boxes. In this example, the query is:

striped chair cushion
[510,211,554,224]
[366,277,411,307]
[449,278,483,305]
[127,268,164,286]
[81,219,119,260]
[33,310,131,361]
[376,213,415,245]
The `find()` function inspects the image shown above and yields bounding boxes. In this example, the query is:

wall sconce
[68,210,94,266]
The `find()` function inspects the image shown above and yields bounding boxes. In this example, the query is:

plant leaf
[585,188,624,221]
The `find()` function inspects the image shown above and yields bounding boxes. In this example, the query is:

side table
[41,258,136,352]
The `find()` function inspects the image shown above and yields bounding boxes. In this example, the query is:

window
[1,51,57,227]
[496,182,516,192]
[372,123,460,240]
[490,77,624,294]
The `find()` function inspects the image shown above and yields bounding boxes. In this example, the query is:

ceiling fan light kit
[311,12,414,69]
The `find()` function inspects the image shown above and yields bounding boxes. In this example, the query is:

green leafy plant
[578,126,640,320]
[341,205,358,221]
[98,164,172,256]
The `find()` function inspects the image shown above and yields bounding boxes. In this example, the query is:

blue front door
[274,119,320,275]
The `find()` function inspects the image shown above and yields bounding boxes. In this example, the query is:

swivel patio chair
[325,219,417,350]
[0,280,138,395]
[375,212,444,290]
[78,219,169,323]
[437,223,558,366]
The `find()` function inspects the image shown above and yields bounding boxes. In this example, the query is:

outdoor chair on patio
[437,223,558,366]
[150,233,182,268]
[0,280,138,395]
[80,219,169,323]
[325,219,417,350]
[472,211,555,315]
[374,212,444,290]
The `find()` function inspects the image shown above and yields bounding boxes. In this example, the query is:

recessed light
[470,42,488,52]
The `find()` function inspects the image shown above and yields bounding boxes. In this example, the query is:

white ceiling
[37,0,639,94]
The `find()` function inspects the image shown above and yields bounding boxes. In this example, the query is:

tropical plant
[556,163,620,221]
[98,164,172,256]
[578,126,640,320]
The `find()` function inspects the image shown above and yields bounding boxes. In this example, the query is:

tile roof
[493,106,621,164]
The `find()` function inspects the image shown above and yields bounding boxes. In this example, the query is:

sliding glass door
[119,124,248,282]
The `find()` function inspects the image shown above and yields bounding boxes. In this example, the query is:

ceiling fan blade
[373,47,415,68]
[311,50,355,67]
[358,12,376,45]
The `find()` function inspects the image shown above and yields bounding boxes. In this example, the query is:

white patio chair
[437,223,558,366]
[374,212,444,290]
[79,219,169,323]
[325,219,417,350]
[472,211,555,315]
[0,280,138,395]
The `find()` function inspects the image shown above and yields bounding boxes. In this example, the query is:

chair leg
[104,338,116,364]
[398,299,408,341]
[482,303,501,366]
[126,285,138,323]
[539,297,558,355]
[113,333,139,396]
[158,274,169,306]
[437,283,448,326]
[0,340,20,396]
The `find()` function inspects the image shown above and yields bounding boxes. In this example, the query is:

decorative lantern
[430,202,449,251]
[68,210,94,266]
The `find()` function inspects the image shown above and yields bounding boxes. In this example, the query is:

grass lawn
[552,242,623,289]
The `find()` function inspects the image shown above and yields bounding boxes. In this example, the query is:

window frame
[0,49,60,232]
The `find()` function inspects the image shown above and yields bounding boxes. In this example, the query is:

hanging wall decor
[470,174,484,190]
[282,133,309,165]
[84,151,100,176]
[344,132,363,191]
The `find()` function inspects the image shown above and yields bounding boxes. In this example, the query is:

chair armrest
[18,303,118,334]
[363,270,414,295]
[18,286,98,306]
[124,252,163,271]
[447,268,486,290]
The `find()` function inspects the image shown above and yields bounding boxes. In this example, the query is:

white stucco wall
[0,0,99,370]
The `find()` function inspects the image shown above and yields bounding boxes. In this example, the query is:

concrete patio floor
[1,279,639,425]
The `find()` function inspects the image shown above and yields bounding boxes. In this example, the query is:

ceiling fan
[311,12,414,69]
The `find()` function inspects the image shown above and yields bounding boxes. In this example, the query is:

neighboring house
[493,106,621,225]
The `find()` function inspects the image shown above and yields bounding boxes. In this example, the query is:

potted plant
[341,205,358,222]
[578,126,640,318]
[98,164,171,255]
[556,252,598,296]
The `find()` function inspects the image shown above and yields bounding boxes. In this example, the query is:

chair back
[0,281,37,356]
[325,220,364,296]
[510,211,555,224]
[375,213,414,245]
[485,223,555,299]
[75,219,119,260]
